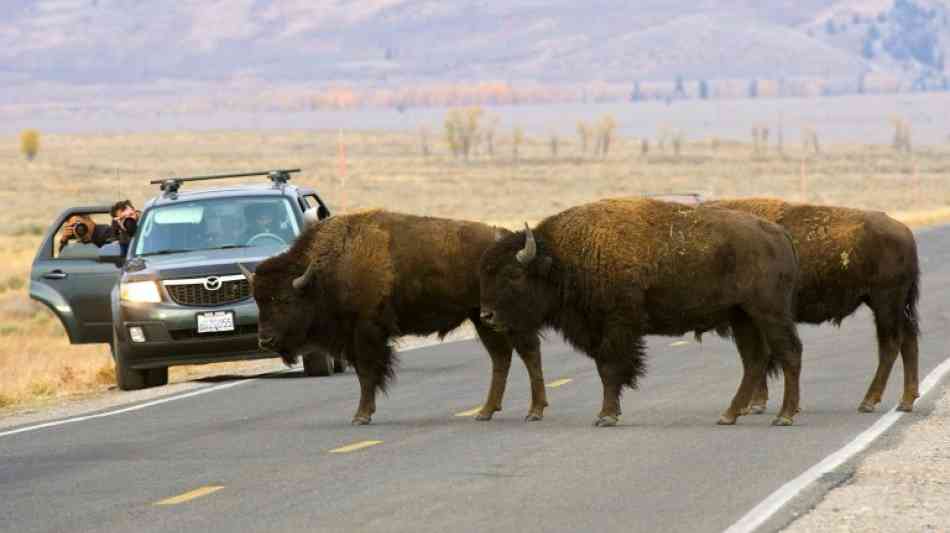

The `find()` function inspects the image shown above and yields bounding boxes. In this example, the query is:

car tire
[146,367,169,387]
[112,330,149,391]
[333,357,346,374]
[302,350,333,377]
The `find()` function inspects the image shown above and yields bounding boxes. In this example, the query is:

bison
[479,198,804,427]
[706,198,920,413]
[241,209,548,425]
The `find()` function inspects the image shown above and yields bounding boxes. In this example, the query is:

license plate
[196,311,235,333]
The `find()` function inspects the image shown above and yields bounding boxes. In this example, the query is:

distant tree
[419,126,431,157]
[596,115,617,157]
[630,81,642,102]
[549,132,559,158]
[512,126,524,162]
[674,75,686,97]
[698,80,710,100]
[19,129,39,161]
[862,38,875,59]
[443,107,483,160]
[748,79,759,99]
[577,121,591,154]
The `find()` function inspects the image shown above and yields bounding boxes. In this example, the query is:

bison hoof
[771,416,794,427]
[717,415,737,426]
[749,404,767,415]
[897,401,915,412]
[593,415,618,427]
[351,416,372,426]
[524,413,543,422]
[857,402,877,413]
[738,406,751,416]
[474,411,494,421]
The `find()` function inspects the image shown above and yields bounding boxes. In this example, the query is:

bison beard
[707,198,922,413]
[248,209,549,425]
[479,198,804,427]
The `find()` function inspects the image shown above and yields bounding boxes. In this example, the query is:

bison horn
[238,263,255,288]
[292,262,316,292]
[516,222,537,264]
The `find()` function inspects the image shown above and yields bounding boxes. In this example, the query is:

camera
[118,217,137,235]
[73,221,89,238]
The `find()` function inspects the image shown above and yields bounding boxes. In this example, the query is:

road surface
[2,226,949,533]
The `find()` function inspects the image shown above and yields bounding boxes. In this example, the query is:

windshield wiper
[212,244,249,250]
[140,249,193,257]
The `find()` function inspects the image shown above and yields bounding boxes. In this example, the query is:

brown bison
[479,198,804,426]
[241,209,548,425]
[706,198,920,413]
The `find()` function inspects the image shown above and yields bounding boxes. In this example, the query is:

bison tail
[903,275,920,340]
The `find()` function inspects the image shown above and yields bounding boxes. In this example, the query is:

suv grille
[164,276,251,307]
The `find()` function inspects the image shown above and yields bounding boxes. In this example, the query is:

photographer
[61,200,140,257]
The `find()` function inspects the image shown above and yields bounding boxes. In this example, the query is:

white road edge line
[723,354,950,533]
[0,336,476,439]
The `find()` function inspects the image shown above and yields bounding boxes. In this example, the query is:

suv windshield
[133,196,300,257]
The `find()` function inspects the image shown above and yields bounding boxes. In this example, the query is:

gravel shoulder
[783,383,950,532]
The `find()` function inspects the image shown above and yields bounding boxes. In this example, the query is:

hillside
[1,0,949,113]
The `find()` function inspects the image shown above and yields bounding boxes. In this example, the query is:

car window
[133,196,300,256]
[54,213,112,259]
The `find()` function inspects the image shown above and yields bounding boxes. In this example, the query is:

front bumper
[116,298,277,369]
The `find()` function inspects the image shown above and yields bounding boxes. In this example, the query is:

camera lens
[121,218,137,234]
[74,222,88,237]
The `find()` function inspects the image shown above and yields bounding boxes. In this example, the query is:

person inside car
[241,203,294,245]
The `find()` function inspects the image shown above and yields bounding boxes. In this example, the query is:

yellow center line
[454,406,484,417]
[154,485,224,506]
[329,440,383,453]
[670,340,690,347]
[546,378,573,388]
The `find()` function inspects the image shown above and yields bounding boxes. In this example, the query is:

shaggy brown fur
[479,198,804,426]
[249,209,548,425]
[707,198,921,413]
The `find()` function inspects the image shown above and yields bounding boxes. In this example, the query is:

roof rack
[150,169,301,197]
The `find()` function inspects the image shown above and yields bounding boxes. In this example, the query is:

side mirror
[317,205,330,220]
[97,242,124,266]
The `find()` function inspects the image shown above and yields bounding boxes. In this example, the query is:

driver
[242,203,293,245]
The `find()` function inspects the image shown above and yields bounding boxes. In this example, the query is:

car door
[30,206,122,344]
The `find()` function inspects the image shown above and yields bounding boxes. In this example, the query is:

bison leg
[720,312,768,425]
[859,335,901,413]
[512,334,548,422]
[472,322,514,421]
[744,380,769,415]
[898,333,920,412]
[350,324,396,425]
[760,320,802,426]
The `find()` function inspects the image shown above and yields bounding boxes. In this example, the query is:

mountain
[1,0,948,100]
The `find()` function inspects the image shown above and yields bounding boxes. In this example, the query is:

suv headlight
[120,281,162,303]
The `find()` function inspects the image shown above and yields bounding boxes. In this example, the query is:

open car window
[54,212,112,259]
[133,196,300,257]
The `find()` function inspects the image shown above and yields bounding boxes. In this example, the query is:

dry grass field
[1,127,949,411]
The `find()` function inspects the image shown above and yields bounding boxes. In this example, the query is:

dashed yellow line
[329,440,383,453]
[454,406,483,417]
[670,340,690,347]
[546,378,573,388]
[154,485,224,506]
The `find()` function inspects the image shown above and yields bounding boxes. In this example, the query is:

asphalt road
[3,226,950,533]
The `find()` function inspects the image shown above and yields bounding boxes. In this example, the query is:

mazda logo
[203,276,222,291]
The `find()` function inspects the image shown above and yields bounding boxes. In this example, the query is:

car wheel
[112,330,149,391]
[146,367,169,387]
[333,357,346,373]
[302,351,333,377]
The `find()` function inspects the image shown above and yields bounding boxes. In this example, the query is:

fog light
[129,326,146,343]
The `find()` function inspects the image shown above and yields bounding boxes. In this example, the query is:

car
[29,169,344,391]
